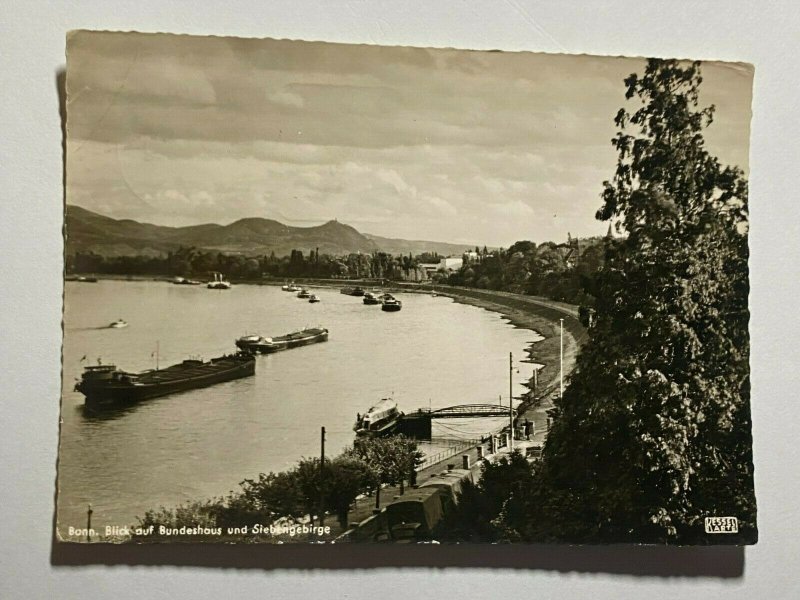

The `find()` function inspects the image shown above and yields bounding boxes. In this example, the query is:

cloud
[66,32,753,245]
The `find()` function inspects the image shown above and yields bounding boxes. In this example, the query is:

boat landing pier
[397,404,516,439]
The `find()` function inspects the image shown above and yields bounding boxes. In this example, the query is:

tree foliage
[347,435,423,507]
[439,451,537,542]
[522,59,755,543]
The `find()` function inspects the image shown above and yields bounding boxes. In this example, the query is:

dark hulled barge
[340,286,365,296]
[75,352,255,405]
[235,327,329,354]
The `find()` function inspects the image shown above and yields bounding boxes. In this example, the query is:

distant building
[438,257,463,272]
[419,263,440,279]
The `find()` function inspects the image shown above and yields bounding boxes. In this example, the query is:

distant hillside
[362,233,475,257]
[65,206,476,258]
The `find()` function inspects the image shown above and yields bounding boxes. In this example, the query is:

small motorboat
[381,296,402,312]
[308,294,321,303]
[297,288,311,299]
[172,277,201,285]
[108,319,128,328]
[362,292,381,305]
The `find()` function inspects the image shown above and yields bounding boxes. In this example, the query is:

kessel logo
[705,517,739,534]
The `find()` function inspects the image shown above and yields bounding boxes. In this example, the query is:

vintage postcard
[58,30,756,544]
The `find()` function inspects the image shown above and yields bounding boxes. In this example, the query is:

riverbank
[419,285,585,418]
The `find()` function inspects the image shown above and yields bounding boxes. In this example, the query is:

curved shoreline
[426,286,585,423]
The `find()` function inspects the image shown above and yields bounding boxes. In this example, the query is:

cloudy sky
[66,31,753,247]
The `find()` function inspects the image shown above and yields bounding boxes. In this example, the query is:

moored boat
[340,286,365,296]
[362,292,381,305]
[235,327,329,354]
[172,277,201,285]
[207,272,231,289]
[354,398,403,437]
[381,295,402,312]
[74,352,255,405]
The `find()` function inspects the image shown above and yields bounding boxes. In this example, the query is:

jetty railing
[418,438,482,470]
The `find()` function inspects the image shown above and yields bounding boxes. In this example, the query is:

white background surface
[1,1,799,598]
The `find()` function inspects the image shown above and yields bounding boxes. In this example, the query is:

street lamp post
[509,351,514,450]
[559,318,564,399]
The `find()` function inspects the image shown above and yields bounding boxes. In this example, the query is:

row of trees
[66,247,429,282]
[441,59,756,544]
[443,238,607,306]
[134,435,422,539]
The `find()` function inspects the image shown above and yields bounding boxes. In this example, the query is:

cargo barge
[75,352,255,405]
[340,286,365,296]
[235,327,329,354]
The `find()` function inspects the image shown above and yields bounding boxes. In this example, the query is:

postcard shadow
[51,67,745,576]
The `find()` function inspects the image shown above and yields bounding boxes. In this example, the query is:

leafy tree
[526,59,754,543]
[287,455,374,527]
[347,435,422,509]
[439,451,536,542]
[325,456,374,527]
[238,470,305,520]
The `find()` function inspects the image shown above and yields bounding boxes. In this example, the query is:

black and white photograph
[57,30,756,545]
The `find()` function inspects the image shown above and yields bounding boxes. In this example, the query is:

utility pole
[86,504,93,542]
[559,319,564,398]
[509,352,514,450]
[320,426,326,526]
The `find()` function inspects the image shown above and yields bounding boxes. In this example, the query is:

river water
[57,280,538,535]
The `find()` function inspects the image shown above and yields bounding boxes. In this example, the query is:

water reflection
[79,403,139,422]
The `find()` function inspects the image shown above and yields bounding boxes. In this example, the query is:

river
[57,280,539,535]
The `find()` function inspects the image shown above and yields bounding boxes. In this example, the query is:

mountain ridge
[65,205,476,258]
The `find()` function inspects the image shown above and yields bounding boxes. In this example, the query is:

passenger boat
[235,327,329,354]
[297,288,311,298]
[381,296,402,312]
[362,292,381,305]
[74,352,255,405]
[354,398,402,437]
[308,294,320,303]
[108,319,128,328]
[207,273,231,289]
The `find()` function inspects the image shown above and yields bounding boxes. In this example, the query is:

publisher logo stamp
[705,517,738,534]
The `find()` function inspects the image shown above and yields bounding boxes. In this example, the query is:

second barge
[236,327,329,354]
